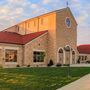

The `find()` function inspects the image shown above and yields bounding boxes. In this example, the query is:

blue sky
[0,0,90,45]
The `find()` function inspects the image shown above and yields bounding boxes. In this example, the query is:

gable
[56,7,77,26]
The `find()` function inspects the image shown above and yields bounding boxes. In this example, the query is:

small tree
[48,59,53,66]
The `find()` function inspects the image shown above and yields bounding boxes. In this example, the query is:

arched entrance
[64,46,71,64]
[72,50,75,64]
[58,48,64,64]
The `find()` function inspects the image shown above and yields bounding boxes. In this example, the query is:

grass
[0,67,90,90]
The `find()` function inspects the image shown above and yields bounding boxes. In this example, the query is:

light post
[64,46,71,78]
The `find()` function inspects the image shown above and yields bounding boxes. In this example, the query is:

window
[33,51,45,62]
[82,56,84,61]
[65,17,71,28]
[72,51,75,55]
[59,49,63,53]
[5,49,17,62]
[85,56,87,60]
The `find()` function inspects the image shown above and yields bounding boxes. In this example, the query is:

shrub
[16,65,20,67]
[63,64,70,66]
[27,65,30,67]
[47,60,53,66]
[56,63,62,67]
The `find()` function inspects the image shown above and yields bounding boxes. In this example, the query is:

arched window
[58,48,64,64]
[59,49,63,53]
[72,51,75,55]
[64,46,70,52]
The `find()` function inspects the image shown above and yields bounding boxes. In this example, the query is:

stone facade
[24,33,48,66]
[0,7,78,67]
[56,8,77,64]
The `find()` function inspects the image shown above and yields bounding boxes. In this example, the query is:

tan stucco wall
[4,25,19,33]
[17,12,56,35]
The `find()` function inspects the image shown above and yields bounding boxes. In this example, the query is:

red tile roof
[0,30,48,45]
[77,44,90,54]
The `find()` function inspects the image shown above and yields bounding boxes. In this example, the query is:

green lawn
[0,67,90,90]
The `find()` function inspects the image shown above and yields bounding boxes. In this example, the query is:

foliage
[47,60,54,66]
[16,65,20,67]
[56,63,62,67]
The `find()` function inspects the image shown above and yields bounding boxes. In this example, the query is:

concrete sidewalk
[57,74,90,90]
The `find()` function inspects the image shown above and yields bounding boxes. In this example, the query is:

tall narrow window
[85,56,87,60]
[82,56,84,61]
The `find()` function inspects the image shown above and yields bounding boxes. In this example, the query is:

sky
[0,0,90,45]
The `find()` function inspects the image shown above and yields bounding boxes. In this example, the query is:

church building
[0,7,77,67]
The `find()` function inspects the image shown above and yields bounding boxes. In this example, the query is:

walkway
[57,74,90,90]
[70,64,90,67]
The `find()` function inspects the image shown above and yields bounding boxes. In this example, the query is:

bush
[86,61,90,64]
[27,65,30,67]
[56,63,62,67]
[63,64,70,66]
[47,60,53,66]
[16,65,20,67]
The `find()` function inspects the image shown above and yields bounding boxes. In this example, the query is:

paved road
[57,74,90,90]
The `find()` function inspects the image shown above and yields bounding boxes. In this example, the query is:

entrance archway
[58,48,64,64]
[64,46,71,64]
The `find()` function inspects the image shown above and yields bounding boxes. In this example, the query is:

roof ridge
[0,30,48,45]
[22,30,48,36]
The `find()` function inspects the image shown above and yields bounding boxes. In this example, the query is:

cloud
[0,4,25,30]
[70,0,90,45]
[6,0,29,6]
[77,13,88,26]
[0,0,49,30]
[42,0,52,4]
[31,4,39,9]
[77,27,90,45]
[42,0,61,5]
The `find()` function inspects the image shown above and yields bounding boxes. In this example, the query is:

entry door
[65,51,70,64]
[59,53,63,64]
[0,49,2,65]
